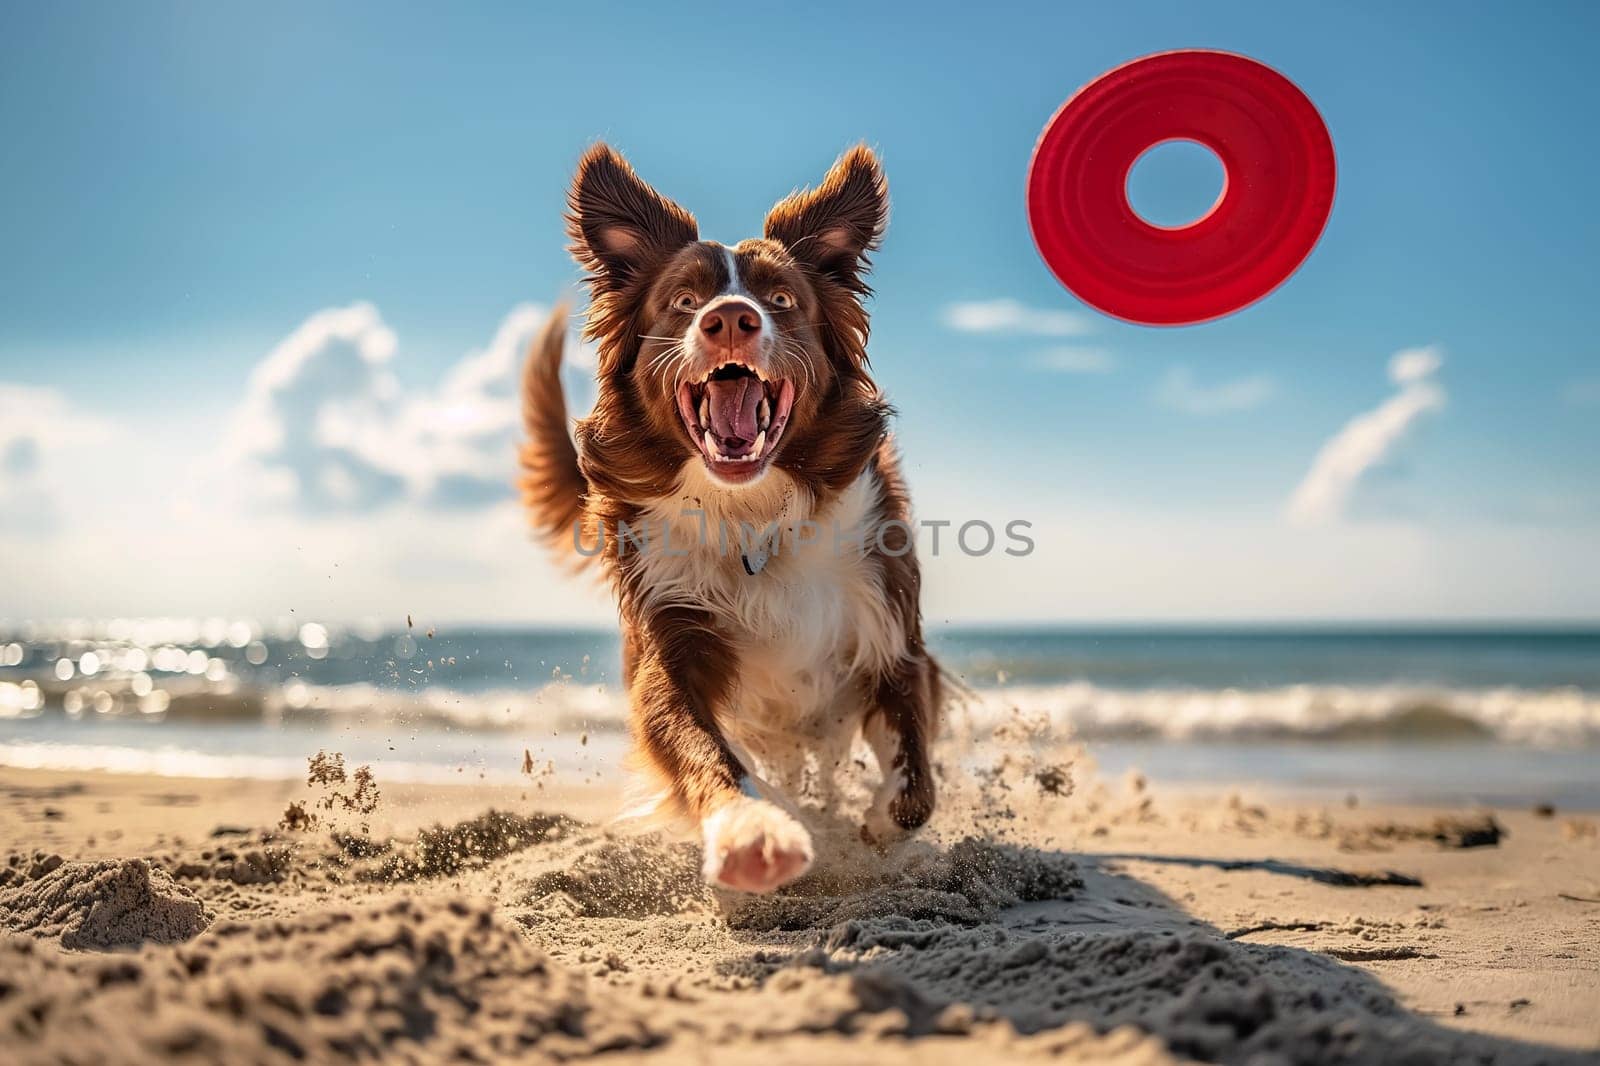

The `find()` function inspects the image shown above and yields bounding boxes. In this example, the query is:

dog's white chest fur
[635,467,906,756]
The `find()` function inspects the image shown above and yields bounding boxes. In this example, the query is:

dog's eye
[770,291,795,310]
[672,291,699,313]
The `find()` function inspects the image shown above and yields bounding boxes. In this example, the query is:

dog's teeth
[752,429,766,456]
[757,397,770,429]
[698,394,709,426]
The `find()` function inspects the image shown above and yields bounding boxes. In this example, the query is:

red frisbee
[1027,50,1336,326]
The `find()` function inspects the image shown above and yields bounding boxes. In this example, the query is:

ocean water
[1,621,1597,807]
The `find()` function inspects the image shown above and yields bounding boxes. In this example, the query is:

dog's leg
[862,653,939,843]
[629,633,812,894]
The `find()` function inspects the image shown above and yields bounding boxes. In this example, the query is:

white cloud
[0,384,112,533]
[1389,347,1442,385]
[0,304,609,621]
[1031,347,1115,374]
[943,298,1093,337]
[219,301,592,514]
[221,302,405,512]
[1285,346,1446,527]
[1154,367,1275,415]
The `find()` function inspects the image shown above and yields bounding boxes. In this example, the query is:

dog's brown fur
[519,143,938,893]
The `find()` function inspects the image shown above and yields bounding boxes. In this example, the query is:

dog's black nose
[699,300,762,338]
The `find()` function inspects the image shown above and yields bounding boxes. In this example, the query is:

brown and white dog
[519,143,938,894]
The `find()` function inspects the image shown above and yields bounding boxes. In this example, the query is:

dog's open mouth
[675,362,796,483]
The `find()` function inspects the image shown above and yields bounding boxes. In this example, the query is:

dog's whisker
[649,345,686,391]
[777,338,818,390]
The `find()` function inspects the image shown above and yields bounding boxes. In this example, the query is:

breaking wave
[7,674,1595,747]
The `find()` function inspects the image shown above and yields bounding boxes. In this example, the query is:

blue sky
[1,1,1597,623]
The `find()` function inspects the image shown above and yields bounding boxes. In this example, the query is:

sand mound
[169,843,293,885]
[354,809,577,882]
[0,854,210,950]
[0,897,662,1065]
[521,832,712,918]
[728,837,1082,932]
[183,898,660,1060]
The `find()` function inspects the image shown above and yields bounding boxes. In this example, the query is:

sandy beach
[5,1,1599,1062]
[3,751,1596,1065]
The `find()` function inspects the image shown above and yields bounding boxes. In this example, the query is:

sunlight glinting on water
[2,617,1599,749]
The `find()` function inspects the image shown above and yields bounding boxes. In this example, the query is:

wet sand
[2,761,1597,1064]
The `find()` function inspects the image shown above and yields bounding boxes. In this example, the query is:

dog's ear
[567,144,698,294]
[763,145,889,295]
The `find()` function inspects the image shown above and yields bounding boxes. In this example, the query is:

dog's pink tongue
[705,377,761,443]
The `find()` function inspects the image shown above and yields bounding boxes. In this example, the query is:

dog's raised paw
[701,797,813,894]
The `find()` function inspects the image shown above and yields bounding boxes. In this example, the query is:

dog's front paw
[701,797,813,894]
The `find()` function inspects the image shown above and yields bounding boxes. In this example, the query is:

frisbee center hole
[1126,140,1226,229]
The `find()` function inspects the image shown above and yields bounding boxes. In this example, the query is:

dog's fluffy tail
[518,303,589,564]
